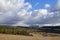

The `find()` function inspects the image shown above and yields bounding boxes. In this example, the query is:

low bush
[0,26,33,36]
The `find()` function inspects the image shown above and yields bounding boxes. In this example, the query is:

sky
[25,0,57,10]
[0,0,60,26]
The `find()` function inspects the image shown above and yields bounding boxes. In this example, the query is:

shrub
[0,26,33,36]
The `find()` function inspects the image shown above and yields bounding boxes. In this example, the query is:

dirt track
[0,33,60,40]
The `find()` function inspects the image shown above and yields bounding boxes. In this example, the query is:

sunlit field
[0,33,60,40]
[0,26,60,40]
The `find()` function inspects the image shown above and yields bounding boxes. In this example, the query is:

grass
[0,26,33,36]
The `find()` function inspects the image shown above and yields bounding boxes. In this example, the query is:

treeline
[38,26,60,34]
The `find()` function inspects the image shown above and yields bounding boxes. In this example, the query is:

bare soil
[0,33,60,40]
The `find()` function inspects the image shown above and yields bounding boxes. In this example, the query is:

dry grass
[0,33,60,40]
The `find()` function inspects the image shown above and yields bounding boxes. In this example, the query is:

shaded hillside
[41,26,60,29]
[38,26,60,34]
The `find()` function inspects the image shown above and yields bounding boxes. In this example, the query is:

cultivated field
[0,33,60,40]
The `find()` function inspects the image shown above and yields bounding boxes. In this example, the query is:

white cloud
[12,21,29,26]
[39,9,48,15]
[51,0,60,12]
[45,4,50,8]
[0,0,60,26]
[55,0,60,9]
[0,0,33,26]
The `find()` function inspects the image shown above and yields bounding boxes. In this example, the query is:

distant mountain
[30,25,39,29]
[41,26,60,29]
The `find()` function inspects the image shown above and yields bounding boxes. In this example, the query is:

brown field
[0,33,60,40]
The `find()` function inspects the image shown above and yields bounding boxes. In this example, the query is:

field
[0,33,60,40]
[0,25,60,40]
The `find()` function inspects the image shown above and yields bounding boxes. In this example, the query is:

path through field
[0,33,60,40]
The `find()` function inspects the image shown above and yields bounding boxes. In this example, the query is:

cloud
[39,9,48,15]
[45,4,50,8]
[0,0,27,25]
[0,0,60,26]
[51,0,60,12]
[54,0,60,10]
[0,0,24,12]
